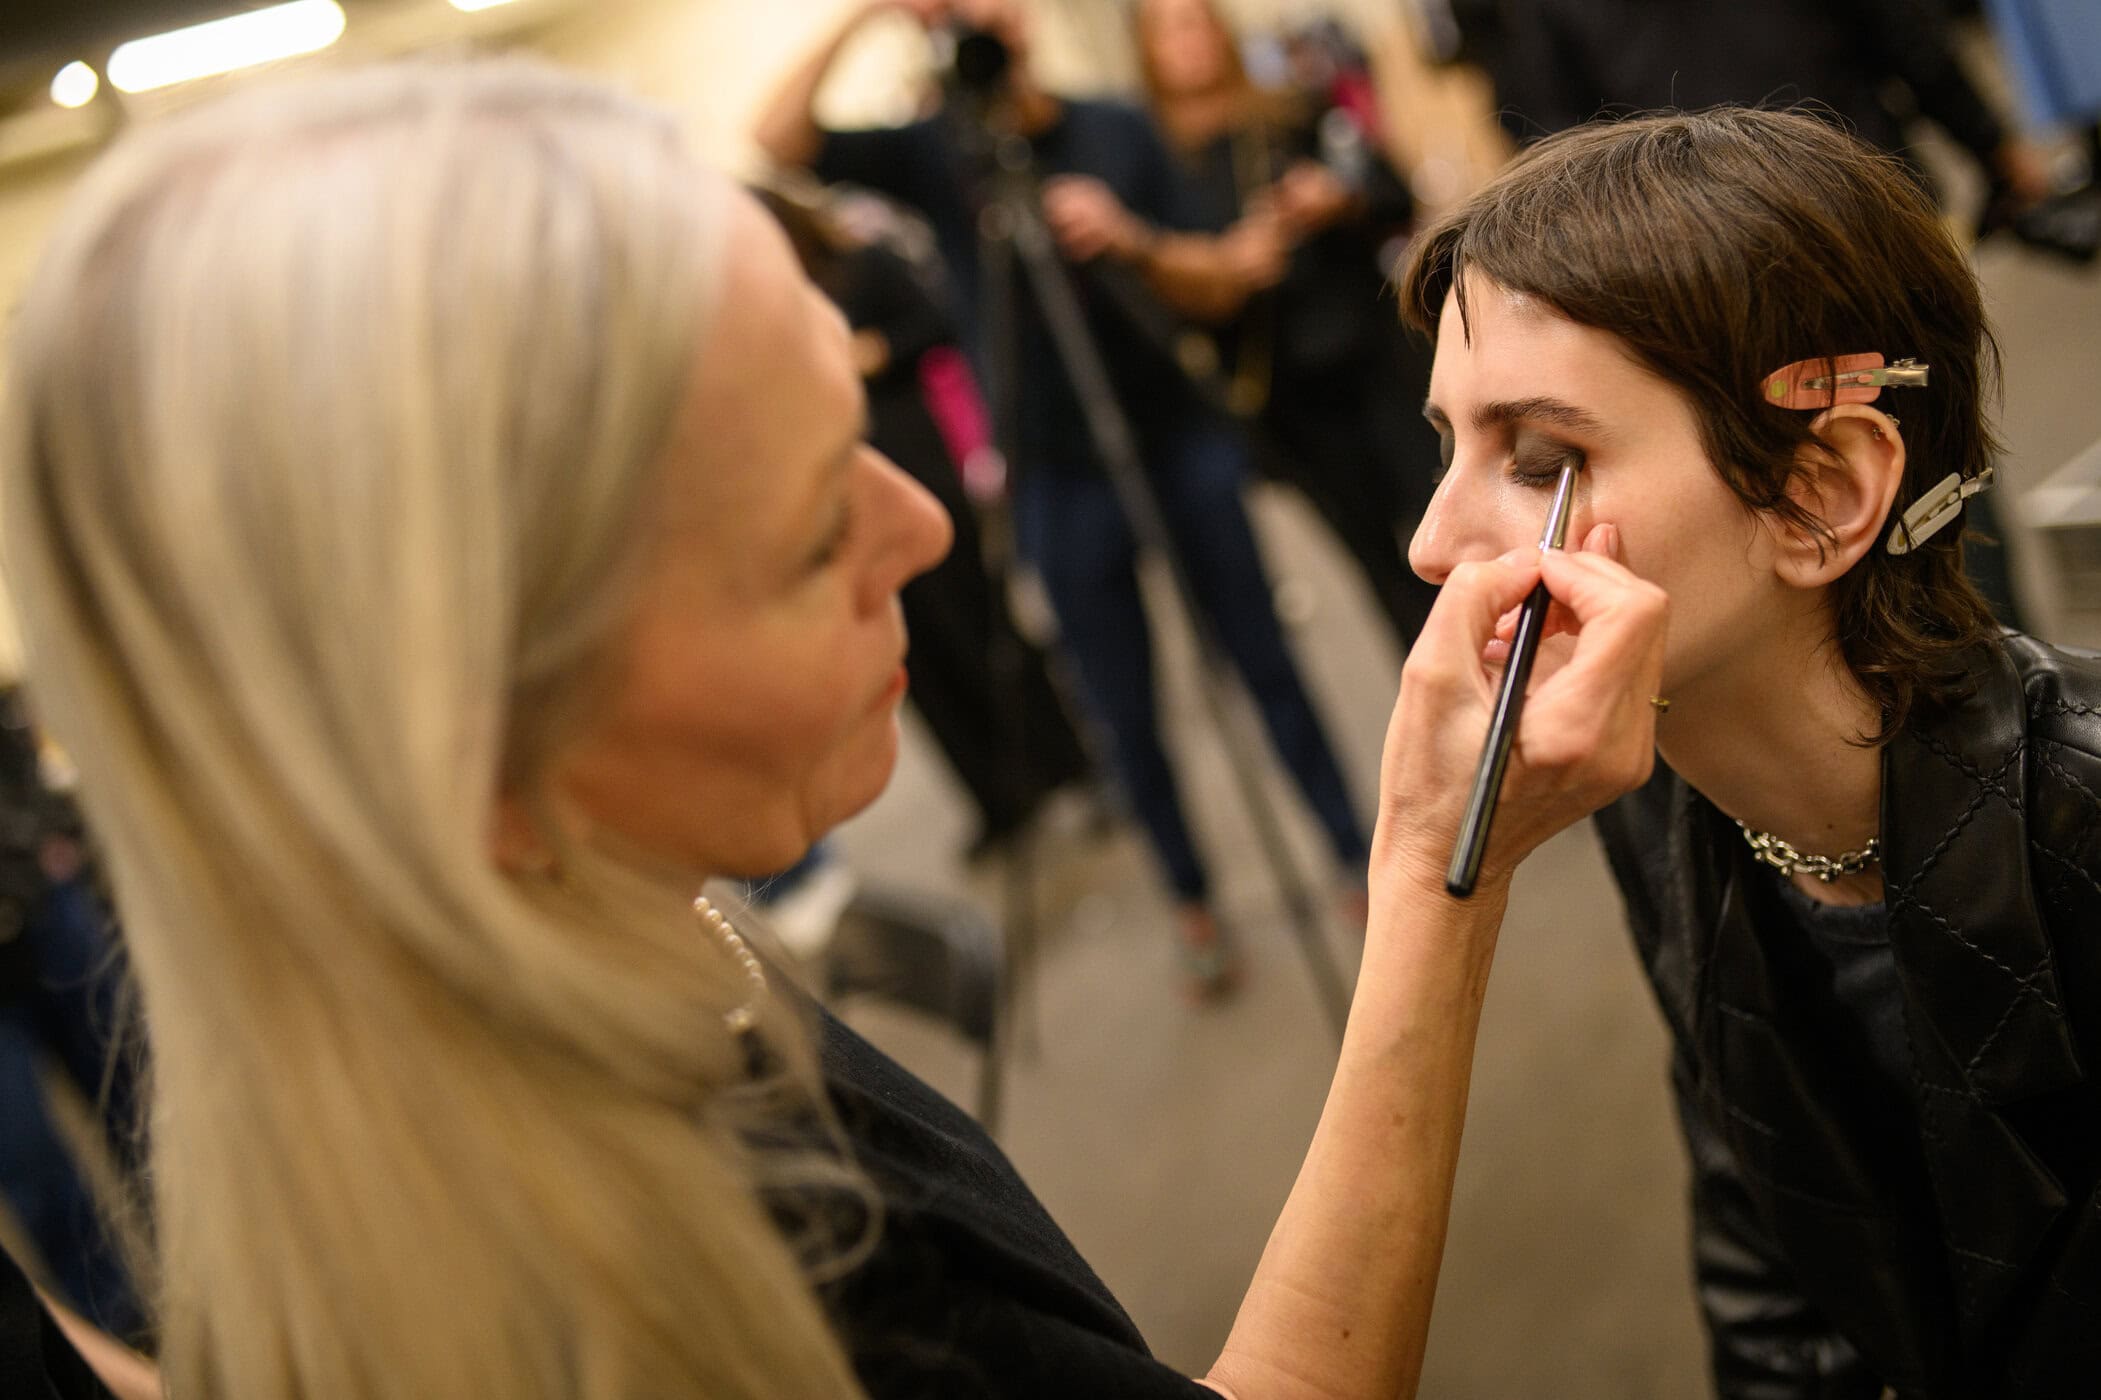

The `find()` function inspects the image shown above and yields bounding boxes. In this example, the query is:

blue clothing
[1985,0,2101,127]
[1016,420,1367,899]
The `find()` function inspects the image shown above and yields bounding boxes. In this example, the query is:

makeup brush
[1445,457,1581,898]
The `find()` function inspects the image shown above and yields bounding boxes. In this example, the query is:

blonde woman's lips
[876,664,909,707]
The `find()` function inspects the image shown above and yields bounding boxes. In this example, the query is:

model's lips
[876,663,909,707]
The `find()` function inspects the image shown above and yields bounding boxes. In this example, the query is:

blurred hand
[1375,527,1669,897]
[851,328,891,378]
[1271,160,1356,239]
[37,833,84,884]
[1219,206,1290,291]
[1042,176,1149,263]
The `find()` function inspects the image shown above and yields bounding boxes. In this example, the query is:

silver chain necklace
[1736,821,1881,884]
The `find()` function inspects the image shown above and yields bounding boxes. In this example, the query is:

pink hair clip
[1760,354,1930,409]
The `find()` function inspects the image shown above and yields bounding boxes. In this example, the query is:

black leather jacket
[1595,634,2101,1398]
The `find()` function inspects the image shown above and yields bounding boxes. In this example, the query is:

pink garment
[1328,71,1383,140]
[918,345,1006,501]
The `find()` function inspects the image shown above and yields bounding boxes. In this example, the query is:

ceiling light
[107,1,347,95]
[51,61,101,109]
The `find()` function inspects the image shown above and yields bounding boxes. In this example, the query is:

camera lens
[949,24,1011,94]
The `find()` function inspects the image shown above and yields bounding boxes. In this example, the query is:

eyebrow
[812,406,869,494]
[1422,396,1611,439]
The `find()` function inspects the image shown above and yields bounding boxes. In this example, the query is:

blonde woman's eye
[811,502,854,571]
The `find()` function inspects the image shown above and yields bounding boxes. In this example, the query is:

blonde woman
[0,62,1666,1399]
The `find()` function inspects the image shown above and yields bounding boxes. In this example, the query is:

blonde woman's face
[556,197,953,876]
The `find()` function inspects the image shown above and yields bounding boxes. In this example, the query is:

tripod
[963,117,1355,1040]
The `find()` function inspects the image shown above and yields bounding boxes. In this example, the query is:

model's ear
[1768,404,1906,591]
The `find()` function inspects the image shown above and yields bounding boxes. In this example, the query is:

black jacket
[1484,0,2006,168]
[1596,634,2101,1397]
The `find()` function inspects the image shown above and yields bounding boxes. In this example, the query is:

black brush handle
[1445,578,1553,898]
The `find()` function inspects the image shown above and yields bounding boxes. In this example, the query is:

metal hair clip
[1758,353,1975,553]
[1887,465,1995,555]
[1761,354,1931,410]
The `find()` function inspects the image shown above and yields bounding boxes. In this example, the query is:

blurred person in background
[754,181,1092,865]
[1475,0,2054,208]
[1461,0,2059,627]
[0,693,143,1345]
[0,58,1673,1400]
[1136,0,1446,649]
[1979,0,2101,265]
[757,0,1375,995]
[1403,107,2101,1397]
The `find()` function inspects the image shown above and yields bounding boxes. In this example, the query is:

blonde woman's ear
[1771,405,1907,589]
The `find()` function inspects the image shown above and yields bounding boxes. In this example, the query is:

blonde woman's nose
[869,453,954,603]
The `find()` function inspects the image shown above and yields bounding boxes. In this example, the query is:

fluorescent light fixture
[107,0,347,95]
[50,61,101,109]
[449,0,524,10]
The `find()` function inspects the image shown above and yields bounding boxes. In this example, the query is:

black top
[813,1006,1209,1397]
[2,1005,1208,1399]
[1756,871,1941,1232]
[1173,107,1415,382]
[814,100,1217,478]
[1763,876,1907,1104]
[1486,0,2005,164]
[823,243,955,393]
[819,241,957,469]
[0,1254,111,1400]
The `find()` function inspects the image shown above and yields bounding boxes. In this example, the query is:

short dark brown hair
[1397,107,2003,739]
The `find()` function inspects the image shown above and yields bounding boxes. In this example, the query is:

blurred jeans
[1015,419,1367,902]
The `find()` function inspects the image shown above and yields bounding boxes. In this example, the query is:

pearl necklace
[693,894,767,1035]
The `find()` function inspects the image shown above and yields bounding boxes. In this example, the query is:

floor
[819,232,2101,1396]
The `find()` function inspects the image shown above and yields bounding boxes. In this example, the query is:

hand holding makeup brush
[1372,535,1669,904]
[1484,522,1624,667]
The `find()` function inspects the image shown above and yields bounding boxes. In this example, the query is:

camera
[939,22,1012,100]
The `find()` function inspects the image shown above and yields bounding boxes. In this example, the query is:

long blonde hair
[2,61,869,1398]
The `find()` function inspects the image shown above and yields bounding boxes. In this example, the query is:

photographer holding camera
[758,0,1376,994]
